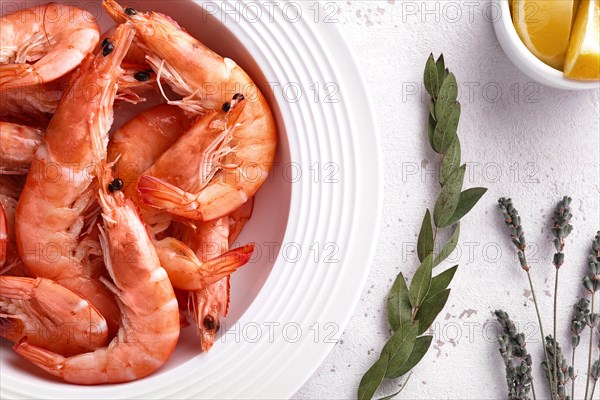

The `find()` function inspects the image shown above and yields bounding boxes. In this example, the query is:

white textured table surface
[296,1,600,399]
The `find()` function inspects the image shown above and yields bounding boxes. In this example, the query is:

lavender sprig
[550,197,573,399]
[584,232,600,400]
[551,196,573,269]
[570,298,590,399]
[590,359,599,399]
[572,298,590,348]
[496,310,534,400]
[498,198,554,397]
[583,232,600,295]
[498,198,528,270]
[542,336,571,400]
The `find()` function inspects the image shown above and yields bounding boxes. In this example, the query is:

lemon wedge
[573,0,582,24]
[564,0,600,80]
[513,0,574,70]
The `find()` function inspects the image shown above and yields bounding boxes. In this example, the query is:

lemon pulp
[513,0,574,70]
[564,0,600,80]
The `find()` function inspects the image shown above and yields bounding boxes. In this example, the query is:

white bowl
[1,1,382,398]
[493,0,599,90]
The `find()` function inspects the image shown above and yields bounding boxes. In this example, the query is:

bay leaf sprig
[357,54,487,400]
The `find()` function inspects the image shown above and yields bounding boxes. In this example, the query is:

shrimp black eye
[101,38,110,48]
[102,40,114,57]
[232,93,244,101]
[221,102,231,112]
[134,71,150,81]
[125,7,137,15]
[203,315,217,330]
[108,178,123,192]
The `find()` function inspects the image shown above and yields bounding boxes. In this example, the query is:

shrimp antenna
[155,59,174,104]
[41,4,53,47]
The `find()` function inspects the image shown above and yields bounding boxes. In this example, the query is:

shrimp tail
[137,175,204,219]
[202,244,255,281]
[155,239,253,290]
[14,338,64,378]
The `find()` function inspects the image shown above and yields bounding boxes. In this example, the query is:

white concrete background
[295,1,600,399]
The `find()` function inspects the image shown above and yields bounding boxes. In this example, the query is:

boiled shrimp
[108,104,254,292]
[103,0,277,221]
[180,199,255,351]
[0,276,108,356]
[15,24,135,333]
[0,3,100,90]
[0,121,43,174]
[180,217,231,352]
[13,168,180,384]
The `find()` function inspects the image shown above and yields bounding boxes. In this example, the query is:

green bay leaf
[423,54,439,98]
[385,336,433,379]
[430,265,458,294]
[433,165,465,228]
[408,254,433,308]
[444,187,487,226]
[387,273,412,332]
[357,352,390,400]
[440,139,461,185]
[436,54,446,83]
[415,289,451,335]
[382,323,418,378]
[435,73,458,118]
[417,210,434,262]
[427,114,437,152]
[432,102,460,153]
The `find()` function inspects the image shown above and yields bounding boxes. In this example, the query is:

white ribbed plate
[0,1,381,398]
